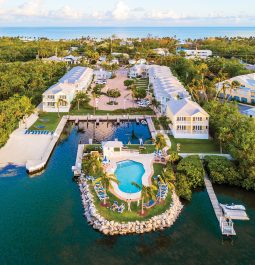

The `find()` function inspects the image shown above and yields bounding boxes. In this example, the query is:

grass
[169,135,220,153]
[152,117,160,130]
[126,144,156,154]
[69,105,154,116]
[135,78,149,90]
[89,163,170,222]
[29,112,62,131]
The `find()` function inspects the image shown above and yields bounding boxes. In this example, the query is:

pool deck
[106,152,154,201]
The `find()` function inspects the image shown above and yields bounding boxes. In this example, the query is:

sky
[0,0,255,27]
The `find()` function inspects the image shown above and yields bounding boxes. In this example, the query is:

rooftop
[167,98,209,117]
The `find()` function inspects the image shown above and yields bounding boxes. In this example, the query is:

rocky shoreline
[79,177,183,235]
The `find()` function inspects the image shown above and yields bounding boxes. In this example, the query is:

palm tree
[155,133,167,151]
[132,183,157,215]
[95,172,119,206]
[56,98,67,118]
[227,80,241,101]
[157,167,175,202]
[75,92,89,111]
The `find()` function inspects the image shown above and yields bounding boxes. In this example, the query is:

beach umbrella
[103,156,109,165]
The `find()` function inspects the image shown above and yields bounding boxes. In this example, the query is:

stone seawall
[79,177,183,235]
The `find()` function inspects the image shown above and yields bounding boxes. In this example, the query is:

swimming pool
[114,160,145,193]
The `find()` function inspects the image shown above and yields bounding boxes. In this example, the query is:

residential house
[94,69,112,81]
[42,66,93,112]
[166,98,209,139]
[153,48,170,56]
[128,64,148,78]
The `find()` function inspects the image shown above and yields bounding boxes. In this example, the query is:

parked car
[95,79,107,85]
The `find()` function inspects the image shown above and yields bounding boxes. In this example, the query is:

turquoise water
[77,121,152,145]
[0,127,255,264]
[1,27,255,40]
[114,160,145,193]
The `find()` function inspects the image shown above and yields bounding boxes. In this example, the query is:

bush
[175,173,192,201]
[124,79,134,87]
[204,156,242,186]
[177,155,205,189]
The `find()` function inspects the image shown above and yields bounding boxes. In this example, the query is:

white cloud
[147,10,184,20]
[111,1,130,20]
[0,0,254,26]
[49,5,84,20]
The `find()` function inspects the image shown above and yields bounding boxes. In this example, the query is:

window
[193,117,202,121]
[177,117,186,121]
[193,126,202,131]
[177,125,186,131]
[48,95,54,99]
[59,95,66,100]
[47,102,55,107]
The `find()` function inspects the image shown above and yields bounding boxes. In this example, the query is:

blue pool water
[115,160,145,193]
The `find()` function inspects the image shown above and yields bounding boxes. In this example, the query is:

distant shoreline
[0,26,255,40]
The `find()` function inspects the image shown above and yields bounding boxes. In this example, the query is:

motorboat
[220,203,246,211]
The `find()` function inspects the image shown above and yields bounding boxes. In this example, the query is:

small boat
[141,120,147,125]
[220,203,246,211]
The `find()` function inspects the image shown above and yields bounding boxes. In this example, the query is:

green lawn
[89,163,170,222]
[135,78,149,90]
[126,144,156,154]
[169,136,220,153]
[70,106,154,116]
[29,112,62,131]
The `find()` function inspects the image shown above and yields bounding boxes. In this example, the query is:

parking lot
[90,69,140,111]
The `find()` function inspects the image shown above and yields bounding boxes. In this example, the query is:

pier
[72,144,85,176]
[204,174,237,236]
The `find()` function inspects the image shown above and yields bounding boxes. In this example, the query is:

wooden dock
[72,144,85,176]
[204,174,236,236]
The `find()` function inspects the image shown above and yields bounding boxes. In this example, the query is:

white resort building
[166,98,209,139]
[216,73,255,104]
[129,64,148,78]
[42,66,93,112]
[43,55,82,64]
[178,49,212,59]
[148,65,190,113]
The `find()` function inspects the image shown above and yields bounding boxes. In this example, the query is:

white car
[95,80,107,85]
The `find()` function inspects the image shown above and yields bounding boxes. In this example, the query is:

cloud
[111,1,130,20]
[0,0,254,26]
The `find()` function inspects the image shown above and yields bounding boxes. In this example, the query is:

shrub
[177,155,205,189]
[175,173,192,201]
[204,156,242,186]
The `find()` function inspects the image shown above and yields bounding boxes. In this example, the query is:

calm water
[0,27,255,40]
[115,160,144,193]
[0,127,255,265]
[77,121,152,145]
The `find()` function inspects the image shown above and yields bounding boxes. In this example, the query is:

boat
[141,120,147,125]
[220,203,246,211]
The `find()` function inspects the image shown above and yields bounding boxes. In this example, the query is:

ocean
[0,27,255,40]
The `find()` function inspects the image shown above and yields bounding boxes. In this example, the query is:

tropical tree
[107,88,121,104]
[82,153,103,177]
[155,133,167,151]
[95,172,119,205]
[56,98,67,117]
[74,92,90,110]
[132,183,157,215]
